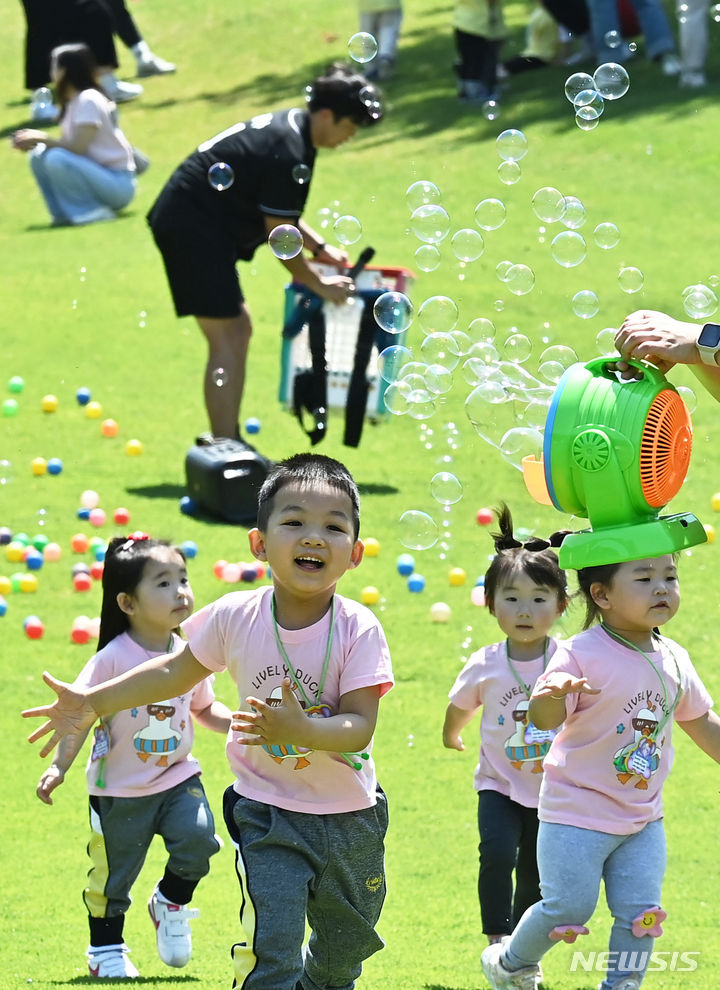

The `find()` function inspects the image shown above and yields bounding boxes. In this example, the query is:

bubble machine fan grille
[640,390,692,508]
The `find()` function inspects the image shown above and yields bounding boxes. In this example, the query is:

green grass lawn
[3,1,720,987]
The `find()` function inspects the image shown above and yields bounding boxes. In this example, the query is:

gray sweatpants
[223,786,388,990]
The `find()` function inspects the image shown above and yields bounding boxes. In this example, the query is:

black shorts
[150,216,245,319]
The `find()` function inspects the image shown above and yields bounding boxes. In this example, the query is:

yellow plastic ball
[363,537,380,557]
[0,575,11,595]
[31,457,47,476]
[19,573,38,593]
[41,394,59,413]
[361,586,381,606]
[5,543,25,563]
[703,524,716,544]
[448,567,467,586]
[711,493,720,512]
[125,438,143,456]
[86,401,103,419]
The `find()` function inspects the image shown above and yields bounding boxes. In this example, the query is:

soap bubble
[482,100,500,121]
[596,327,619,354]
[291,163,311,185]
[0,459,13,485]
[418,295,459,334]
[532,187,566,223]
[496,129,528,162]
[576,107,601,130]
[333,215,362,245]
[383,380,411,415]
[406,180,442,211]
[496,260,514,282]
[604,30,622,48]
[474,198,507,231]
[539,361,567,384]
[502,333,532,363]
[561,196,587,229]
[415,244,441,272]
[450,331,471,356]
[593,62,630,100]
[565,72,595,103]
[348,31,378,62]
[468,318,496,342]
[572,88,603,110]
[451,228,484,262]
[682,283,718,319]
[500,427,544,471]
[551,230,587,267]
[618,267,644,294]
[425,364,454,395]
[406,391,436,420]
[506,264,535,296]
[520,399,551,430]
[594,222,620,249]
[373,292,413,334]
[208,162,234,190]
[212,367,226,387]
[268,224,303,259]
[539,345,578,377]
[399,510,439,550]
[498,161,522,184]
[420,333,461,371]
[378,345,413,383]
[431,472,464,504]
[572,290,600,319]
[410,204,451,243]
[677,385,697,413]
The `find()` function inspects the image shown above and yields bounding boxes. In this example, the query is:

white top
[61,88,135,170]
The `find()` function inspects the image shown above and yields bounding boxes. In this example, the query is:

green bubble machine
[521,358,706,568]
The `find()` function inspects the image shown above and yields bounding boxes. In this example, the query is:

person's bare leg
[196,306,252,438]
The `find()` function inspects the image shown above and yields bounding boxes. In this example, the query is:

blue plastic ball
[475,576,485,586]
[94,547,106,562]
[0,597,7,617]
[47,457,63,475]
[25,550,44,570]
[0,527,12,545]
[245,417,261,435]
[180,495,197,516]
[76,387,91,406]
[181,540,198,559]
[77,507,91,520]
[241,566,258,582]
[396,553,415,576]
[407,573,426,593]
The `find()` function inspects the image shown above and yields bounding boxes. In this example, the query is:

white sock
[131,40,152,61]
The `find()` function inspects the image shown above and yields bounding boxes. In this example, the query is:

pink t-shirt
[75,631,218,797]
[183,586,394,814]
[534,624,713,835]
[448,639,560,807]
[61,89,135,170]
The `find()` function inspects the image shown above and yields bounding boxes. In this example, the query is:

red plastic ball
[114,507,131,525]
[476,507,494,526]
[71,626,91,644]
[25,617,44,639]
[73,572,93,592]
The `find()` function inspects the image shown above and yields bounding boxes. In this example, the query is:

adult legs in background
[197,308,252,440]
[103,0,176,75]
[359,10,403,79]
[677,0,709,84]
[28,145,136,224]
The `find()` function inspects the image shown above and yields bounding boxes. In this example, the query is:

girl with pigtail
[443,503,569,947]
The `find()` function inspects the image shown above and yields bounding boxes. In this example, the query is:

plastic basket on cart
[279,264,414,430]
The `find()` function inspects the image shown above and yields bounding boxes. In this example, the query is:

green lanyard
[505,637,549,700]
[270,595,368,771]
[600,623,683,738]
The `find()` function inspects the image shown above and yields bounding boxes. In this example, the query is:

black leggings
[104,0,143,48]
[454,28,501,89]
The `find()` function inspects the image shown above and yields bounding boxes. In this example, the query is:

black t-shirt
[147,107,316,259]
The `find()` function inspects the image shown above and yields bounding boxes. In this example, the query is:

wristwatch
[697,323,720,366]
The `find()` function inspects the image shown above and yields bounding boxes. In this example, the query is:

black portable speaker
[184,439,270,524]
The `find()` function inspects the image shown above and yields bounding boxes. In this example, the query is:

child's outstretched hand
[22,672,98,758]
[37,765,65,805]
[533,674,601,699]
[235,678,309,747]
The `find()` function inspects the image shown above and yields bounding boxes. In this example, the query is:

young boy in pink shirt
[481,551,720,990]
[24,453,394,990]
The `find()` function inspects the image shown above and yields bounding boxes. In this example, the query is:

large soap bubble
[208,162,234,191]
[682,283,718,319]
[410,204,451,244]
[348,31,378,63]
[496,129,528,162]
[415,244,441,272]
[594,222,620,249]
[506,264,535,296]
[572,290,600,319]
[430,472,464,504]
[406,180,442,211]
[618,267,644,294]
[418,295,459,334]
[474,198,506,231]
[551,230,586,268]
[500,427,544,471]
[593,62,630,100]
[532,187,566,223]
[451,228,484,262]
[373,292,413,334]
[399,510,439,550]
[564,72,595,103]
[420,333,461,371]
[378,345,413,383]
[333,215,362,245]
[268,224,303,259]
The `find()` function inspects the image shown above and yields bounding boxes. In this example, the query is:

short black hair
[307,62,383,127]
[256,453,361,539]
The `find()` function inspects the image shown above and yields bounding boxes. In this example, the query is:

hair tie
[120,532,149,552]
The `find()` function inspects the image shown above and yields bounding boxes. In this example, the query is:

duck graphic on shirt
[504,699,556,773]
[613,704,662,788]
[260,685,332,770]
[133,701,181,766]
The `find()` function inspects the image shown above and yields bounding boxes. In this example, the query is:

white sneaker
[100,73,143,103]
[481,940,540,990]
[680,70,707,87]
[136,53,176,77]
[87,944,139,978]
[660,52,682,75]
[148,889,199,967]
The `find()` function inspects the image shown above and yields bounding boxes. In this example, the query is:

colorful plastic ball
[430,601,452,623]
[41,394,59,413]
[222,562,241,583]
[396,553,415,576]
[180,495,196,516]
[71,533,90,553]
[363,537,380,557]
[77,507,91,520]
[704,524,716,544]
[449,567,467,586]
[241,566,258,583]
[89,508,107,528]
[126,438,143,456]
[90,561,104,580]
[245,417,261,435]
[31,457,47,476]
[11,572,24,592]
[86,401,103,419]
[47,457,63,475]
[361,586,381,605]
[181,540,198,559]
[20,573,39,593]
[471,586,486,607]
[5,542,25,563]
[101,418,119,438]
[0,596,7,617]
[114,507,131,525]
[43,542,62,561]
[89,536,105,551]
[80,490,100,509]
[94,546,106,562]
[25,549,44,571]
[254,562,266,579]
[32,534,49,551]
[213,559,229,579]
[89,616,101,638]
[2,399,19,417]
[0,576,11,595]
[476,507,494,526]
[712,492,720,512]
[0,528,12,545]
[76,387,91,406]
[24,615,44,639]
[73,572,93,592]
[13,533,29,545]
[72,562,91,576]
[71,624,91,644]
[7,376,25,394]
[407,573,426,593]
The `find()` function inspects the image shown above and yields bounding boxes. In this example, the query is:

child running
[481,550,720,990]
[24,453,394,990]
[443,505,568,946]
[35,535,232,979]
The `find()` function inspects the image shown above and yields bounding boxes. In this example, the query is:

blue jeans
[503,819,666,989]
[29,145,136,224]
[586,0,676,62]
